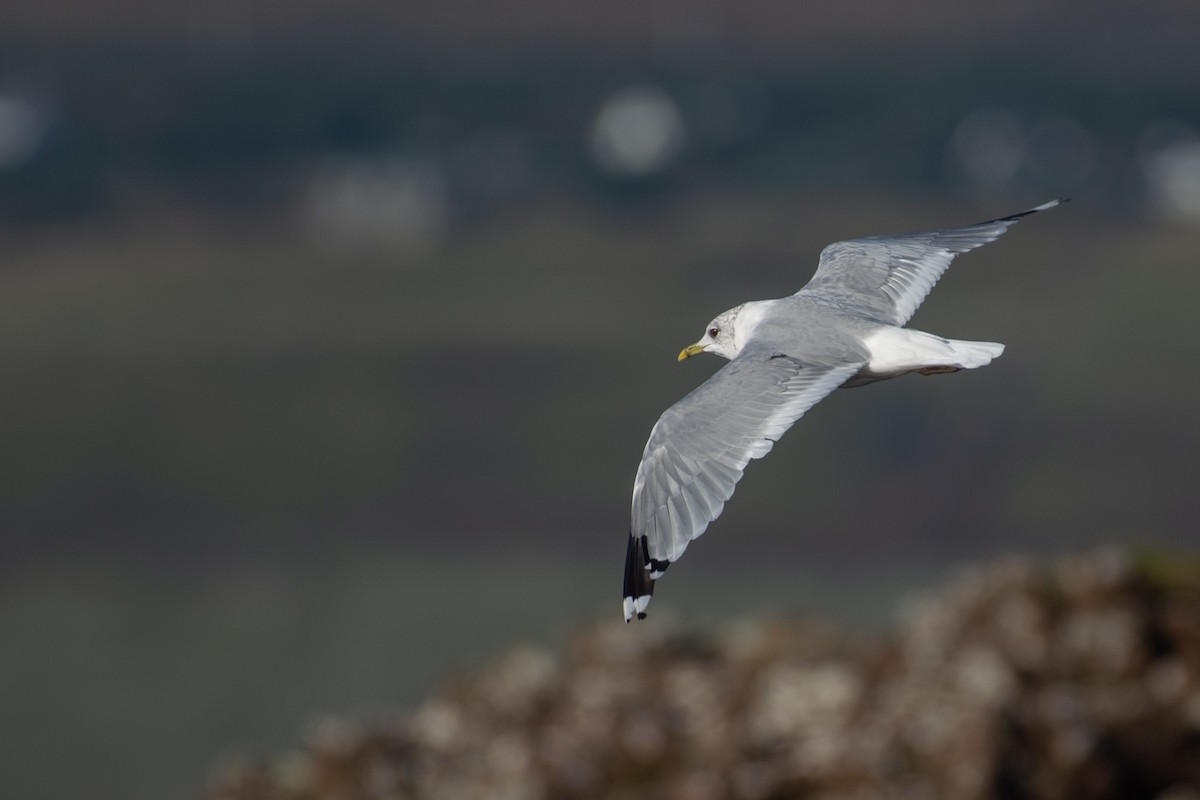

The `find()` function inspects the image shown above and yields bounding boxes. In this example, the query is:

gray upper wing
[630,347,862,570]
[799,200,1061,326]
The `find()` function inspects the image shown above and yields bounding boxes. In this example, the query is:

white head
[677,303,751,362]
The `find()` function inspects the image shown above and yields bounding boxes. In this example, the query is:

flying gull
[623,199,1063,621]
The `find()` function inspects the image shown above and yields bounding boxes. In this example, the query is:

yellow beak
[678,343,707,362]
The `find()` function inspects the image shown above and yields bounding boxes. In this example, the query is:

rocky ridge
[208,549,1200,800]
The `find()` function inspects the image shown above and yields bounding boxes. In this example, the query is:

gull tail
[858,328,1004,385]
[940,338,1005,369]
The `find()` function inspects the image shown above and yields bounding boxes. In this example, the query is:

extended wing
[800,199,1062,326]
[623,347,861,620]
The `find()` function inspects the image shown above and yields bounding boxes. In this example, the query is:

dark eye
[708,326,720,337]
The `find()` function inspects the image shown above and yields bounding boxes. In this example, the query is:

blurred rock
[207,549,1200,800]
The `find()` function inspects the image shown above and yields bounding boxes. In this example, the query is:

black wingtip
[623,533,660,623]
[996,197,1069,223]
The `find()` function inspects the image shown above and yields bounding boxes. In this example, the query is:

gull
[623,199,1063,621]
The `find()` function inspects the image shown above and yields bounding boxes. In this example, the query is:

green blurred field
[3,189,1198,799]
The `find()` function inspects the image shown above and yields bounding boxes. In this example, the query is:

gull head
[678,304,748,361]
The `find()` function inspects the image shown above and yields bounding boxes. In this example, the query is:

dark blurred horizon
[2,4,1199,800]
[3,0,1199,56]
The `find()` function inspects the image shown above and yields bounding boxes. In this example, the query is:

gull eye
[708,326,720,337]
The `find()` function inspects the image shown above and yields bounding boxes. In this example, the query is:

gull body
[679,296,1004,384]
[624,200,1063,622]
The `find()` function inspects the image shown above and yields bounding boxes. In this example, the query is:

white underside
[861,327,1004,379]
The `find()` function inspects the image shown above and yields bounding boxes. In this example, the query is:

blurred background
[2,2,1198,798]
